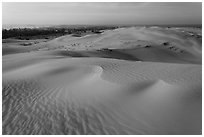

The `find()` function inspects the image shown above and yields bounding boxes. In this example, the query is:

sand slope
[2,27,202,135]
[2,52,201,135]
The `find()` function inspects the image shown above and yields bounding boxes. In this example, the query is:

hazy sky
[2,2,202,25]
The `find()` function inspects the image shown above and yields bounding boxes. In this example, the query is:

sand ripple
[2,57,201,135]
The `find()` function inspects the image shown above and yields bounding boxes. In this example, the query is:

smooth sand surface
[2,27,202,135]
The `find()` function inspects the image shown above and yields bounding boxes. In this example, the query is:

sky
[2,2,202,26]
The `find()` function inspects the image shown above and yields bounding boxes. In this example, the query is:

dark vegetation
[144,45,151,48]
[162,42,169,46]
[2,26,118,39]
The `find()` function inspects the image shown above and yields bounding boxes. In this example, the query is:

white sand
[2,27,202,135]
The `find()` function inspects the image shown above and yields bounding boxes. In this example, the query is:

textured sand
[2,27,202,135]
[3,27,201,63]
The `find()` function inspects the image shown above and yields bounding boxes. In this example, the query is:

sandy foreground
[2,27,202,135]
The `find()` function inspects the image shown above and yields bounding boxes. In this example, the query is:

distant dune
[2,27,202,135]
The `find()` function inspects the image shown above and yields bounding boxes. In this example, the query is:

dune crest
[3,53,201,134]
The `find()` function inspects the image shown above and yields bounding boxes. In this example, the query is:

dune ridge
[3,27,202,64]
[3,53,202,134]
[2,27,202,135]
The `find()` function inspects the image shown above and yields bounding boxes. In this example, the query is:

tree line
[2,26,118,39]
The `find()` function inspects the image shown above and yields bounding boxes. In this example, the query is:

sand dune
[3,27,201,63]
[2,27,202,135]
